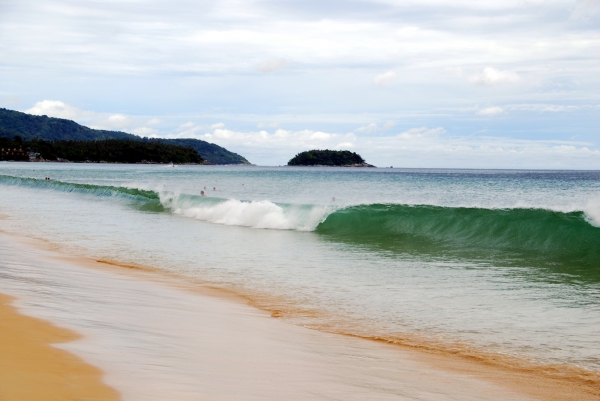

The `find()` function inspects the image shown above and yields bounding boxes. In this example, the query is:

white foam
[159,192,332,231]
[583,198,600,227]
[129,180,600,230]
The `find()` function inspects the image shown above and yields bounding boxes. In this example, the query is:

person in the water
[200,191,206,197]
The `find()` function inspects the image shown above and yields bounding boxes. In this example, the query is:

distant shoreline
[0,160,259,165]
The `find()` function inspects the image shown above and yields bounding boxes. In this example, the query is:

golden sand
[0,293,120,401]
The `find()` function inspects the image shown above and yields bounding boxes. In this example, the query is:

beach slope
[0,293,119,401]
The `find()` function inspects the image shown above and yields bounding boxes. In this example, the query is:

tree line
[0,136,204,164]
[0,108,249,164]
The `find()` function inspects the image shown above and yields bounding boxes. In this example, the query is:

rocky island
[287,149,375,167]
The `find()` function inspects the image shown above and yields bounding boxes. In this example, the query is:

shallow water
[0,162,599,372]
[0,234,536,401]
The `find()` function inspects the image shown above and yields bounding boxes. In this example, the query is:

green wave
[317,204,600,276]
[0,175,164,211]
[3,175,599,277]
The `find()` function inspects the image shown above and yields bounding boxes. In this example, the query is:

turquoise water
[1,163,599,372]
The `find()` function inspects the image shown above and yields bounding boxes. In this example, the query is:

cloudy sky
[1,0,599,167]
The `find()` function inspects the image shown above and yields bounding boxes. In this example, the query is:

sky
[1,0,599,167]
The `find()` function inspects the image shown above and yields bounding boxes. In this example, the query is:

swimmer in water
[213,187,216,191]
[200,190,206,197]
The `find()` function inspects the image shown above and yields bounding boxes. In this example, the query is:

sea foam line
[158,192,333,231]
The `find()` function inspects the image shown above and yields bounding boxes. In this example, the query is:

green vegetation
[161,138,248,165]
[0,108,249,164]
[0,108,135,142]
[0,136,203,164]
[288,149,370,166]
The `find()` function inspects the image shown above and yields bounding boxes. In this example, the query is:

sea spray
[159,191,332,230]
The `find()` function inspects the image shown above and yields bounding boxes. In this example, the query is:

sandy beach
[0,231,598,401]
[0,292,119,401]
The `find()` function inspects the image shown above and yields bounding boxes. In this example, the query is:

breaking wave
[2,175,600,270]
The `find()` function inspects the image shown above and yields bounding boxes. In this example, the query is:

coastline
[1,230,598,400]
[94,256,600,401]
[0,292,120,401]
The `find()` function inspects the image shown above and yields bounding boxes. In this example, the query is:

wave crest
[160,192,331,230]
[317,203,600,270]
[3,175,600,270]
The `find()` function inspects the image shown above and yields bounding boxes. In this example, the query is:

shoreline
[0,292,120,401]
[96,257,600,401]
[1,230,598,400]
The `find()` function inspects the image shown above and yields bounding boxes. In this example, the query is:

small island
[287,149,375,167]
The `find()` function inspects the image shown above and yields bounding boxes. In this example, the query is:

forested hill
[0,108,249,164]
[288,149,374,167]
[0,137,204,164]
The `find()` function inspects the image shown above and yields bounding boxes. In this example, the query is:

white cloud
[469,67,520,86]
[355,121,396,133]
[570,0,600,22]
[7,1,600,169]
[165,126,357,152]
[373,71,397,86]
[179,122,195,129]
[382,121,397,130]
[356,123,380,133]
[506,103,600,113]
[102,113,135,129]
[397,127,446,139]
[132,127,158,136]
[257,122,279,128]
[25,100,89,120]
[24,100,160,135]
[477,106,504,116]
[258,58,287,73]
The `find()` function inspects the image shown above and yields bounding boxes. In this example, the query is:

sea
[0,163,599,377]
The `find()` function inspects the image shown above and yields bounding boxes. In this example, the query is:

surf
[0,174,161,203]
[3,174,600,273]
[317,204,600,273]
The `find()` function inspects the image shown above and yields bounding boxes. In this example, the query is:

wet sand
[1,232,599,400]
[0,293,120,401]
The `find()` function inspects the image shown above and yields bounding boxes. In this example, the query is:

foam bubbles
[159,192,332,231]
[583,198,600,227]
